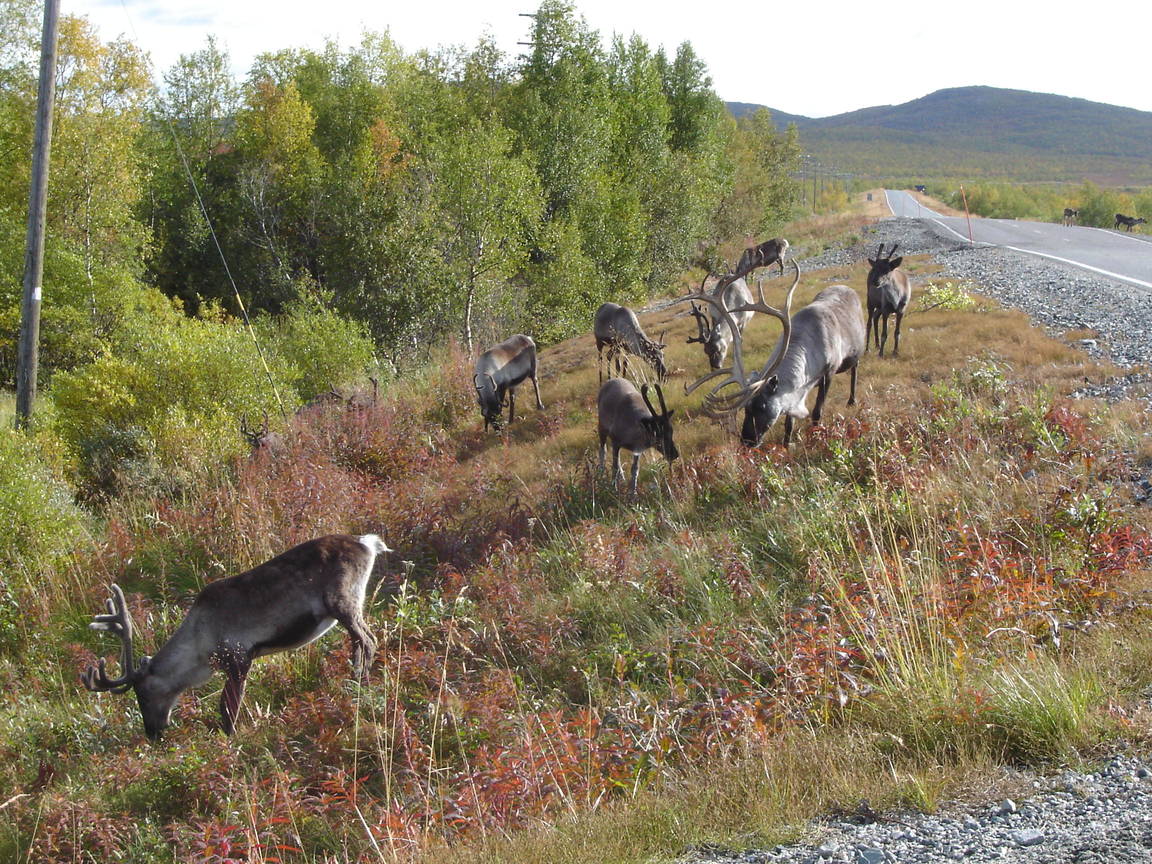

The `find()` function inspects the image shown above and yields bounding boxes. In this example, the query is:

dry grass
[479,255,1118,503]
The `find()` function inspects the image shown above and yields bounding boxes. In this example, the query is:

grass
[2,211,1152,862]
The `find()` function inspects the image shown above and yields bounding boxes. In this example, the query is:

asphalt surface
[884,189,1152,290]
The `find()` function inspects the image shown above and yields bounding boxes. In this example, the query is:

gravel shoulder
[681,216,1152,864]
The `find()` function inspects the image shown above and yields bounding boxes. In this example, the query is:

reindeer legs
[214,645,253,736]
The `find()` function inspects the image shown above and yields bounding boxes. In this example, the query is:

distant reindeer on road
[1115,213,1147,232]
[1062,208,1079,227]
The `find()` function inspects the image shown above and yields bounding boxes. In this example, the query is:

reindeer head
[82,585,177,741]
[866,243,903,287]
[640,384,678,462]
[643,331,669,383]
[740,376,783,447]
[473,373,505,430]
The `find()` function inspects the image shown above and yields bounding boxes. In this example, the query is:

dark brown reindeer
[1062,208,1079,227]
[593,303,668,383]
[82,534,391,741]
[240,410,285,454]
[735,237,790,278]
[474,334,544,431]
[1115,213,1147,232]
[597,379,678,498]
[678,260,864,447]
[865,243,912,357]
[687,272,755,370]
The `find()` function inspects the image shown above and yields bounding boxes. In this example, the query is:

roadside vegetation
[3,217,1152,861]
[4,0,1152,859]
[917,180,1152,228]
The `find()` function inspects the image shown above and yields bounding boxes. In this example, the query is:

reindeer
[474,334,544,432]
[865,243,912,358]
[1115,213,1147,232]
[735,237,790,279]
[593,303,667,384]
[687,272,754,370]
[240,410,285,454]
[82,534,391,741]
[678,260,864,447]
[597,379,678,498]
[1062,208,1079,227]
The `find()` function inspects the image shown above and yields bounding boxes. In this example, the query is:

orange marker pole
[960,185,974,244]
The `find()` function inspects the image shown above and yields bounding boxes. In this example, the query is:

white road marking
[882,189,1151,290]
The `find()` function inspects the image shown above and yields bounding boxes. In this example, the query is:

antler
[240,410,269,446]
[82,584,140,694]
[675,259,801,417]
[686,302,711,345]
[640,383,670,418]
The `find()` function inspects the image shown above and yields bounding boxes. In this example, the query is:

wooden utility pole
[15,0,60,428]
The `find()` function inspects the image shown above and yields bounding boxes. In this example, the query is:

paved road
[884,189,1152,290]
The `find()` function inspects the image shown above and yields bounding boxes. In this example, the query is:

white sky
[68,0,1151,118]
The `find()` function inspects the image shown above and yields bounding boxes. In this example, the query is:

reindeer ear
[866,258,876,267]
[890,257,903,268]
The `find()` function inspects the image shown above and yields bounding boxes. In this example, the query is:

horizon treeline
[0,0,802,384]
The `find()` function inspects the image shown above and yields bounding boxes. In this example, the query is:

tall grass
[2,239,1151,862]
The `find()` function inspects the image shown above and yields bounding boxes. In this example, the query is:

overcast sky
[66,0,1150,118]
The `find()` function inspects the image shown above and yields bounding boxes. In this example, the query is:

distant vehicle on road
[914,184,927,194]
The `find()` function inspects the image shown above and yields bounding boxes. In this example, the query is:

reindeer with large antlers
[865,243,912,358]
[687,272,755,370]
[678,260,865,447]
[597,379,678,498]
[82,534,391,740]
[593,303,668,383]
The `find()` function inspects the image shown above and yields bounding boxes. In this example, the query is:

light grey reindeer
[687,272,755,370]
[593,303,667,383]
[679,260,865,447]
[474,334,544,431]
[82,534,391,741]
[735,237,790,278]
[865,243,912,357]
[597,379,678,498]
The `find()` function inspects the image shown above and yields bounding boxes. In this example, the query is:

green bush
[0,429,87,649]
[50,295,376,497]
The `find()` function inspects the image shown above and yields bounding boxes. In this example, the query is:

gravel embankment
[681,217,1152,864]
[847,219,1152,401]
[684,755,1152,864]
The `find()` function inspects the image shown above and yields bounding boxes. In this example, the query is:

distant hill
[728,87,1152,184]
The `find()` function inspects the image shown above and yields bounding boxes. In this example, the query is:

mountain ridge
[727,86,1152,183]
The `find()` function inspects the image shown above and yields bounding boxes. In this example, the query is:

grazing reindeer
[82,534,391,741]
[678,260,864,447]
[597,379,678,498]
[1115,213,1147,232]
[1062,208,1079,227]
[687,272,755,370]
[735,237,790,278]
[593,303,668,383]
[474,334,544,432]
[865,243,913,357]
